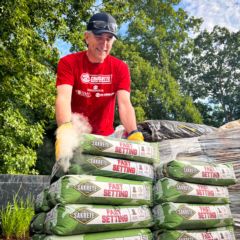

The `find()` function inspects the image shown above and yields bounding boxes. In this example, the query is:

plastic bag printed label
[70,206,151,225]
[88,157,154,178]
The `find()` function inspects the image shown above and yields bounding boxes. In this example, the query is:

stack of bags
[31,134,159,239]
[154,127,240,237]
[152,160,237,240]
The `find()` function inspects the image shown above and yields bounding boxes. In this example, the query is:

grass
[0,193,35,240]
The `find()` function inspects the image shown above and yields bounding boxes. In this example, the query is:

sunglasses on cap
[90,20,118,33]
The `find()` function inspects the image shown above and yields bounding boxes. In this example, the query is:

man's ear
[84,32,89,46]
[84,32,88,41]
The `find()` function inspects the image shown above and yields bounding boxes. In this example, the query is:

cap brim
[92,29,118,39]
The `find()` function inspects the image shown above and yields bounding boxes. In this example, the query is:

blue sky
[57,0,240,57]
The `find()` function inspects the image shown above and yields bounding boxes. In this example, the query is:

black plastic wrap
[137,120,217,142]
[156,129,240,179]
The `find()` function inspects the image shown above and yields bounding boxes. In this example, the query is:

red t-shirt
[56,51,131,136]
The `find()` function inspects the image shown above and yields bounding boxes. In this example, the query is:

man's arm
[117,90,138,134]
[55,84,73,126]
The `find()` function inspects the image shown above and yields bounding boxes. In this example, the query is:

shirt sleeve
[56,57,74,86]
[116,61,131,92]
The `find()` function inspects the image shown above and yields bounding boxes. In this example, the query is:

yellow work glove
[127,130,144,141]
[55,122,73,161]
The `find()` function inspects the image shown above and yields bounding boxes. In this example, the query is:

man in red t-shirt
[55,12,144,160]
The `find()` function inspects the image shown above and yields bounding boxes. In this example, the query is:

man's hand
[55,122,73,161]
[127,130,144,141]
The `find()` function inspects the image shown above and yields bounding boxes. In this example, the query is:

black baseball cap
[87,12,118,38]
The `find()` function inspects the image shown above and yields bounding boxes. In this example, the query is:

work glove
[55,122,73,161]
[127,130,144,141]
[55,113,92,172]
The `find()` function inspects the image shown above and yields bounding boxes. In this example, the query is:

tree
[0,0,95,173]
[114,0,203,123]
[112,40,202,123]
[178,26,240,126]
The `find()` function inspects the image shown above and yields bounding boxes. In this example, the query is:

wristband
[127,129,139,137]
[59,121,72,127]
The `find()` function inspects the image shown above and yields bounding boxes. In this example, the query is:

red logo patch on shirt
[81,73,112,84]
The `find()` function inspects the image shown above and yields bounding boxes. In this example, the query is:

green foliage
[0,0,97,174]
[0,0,58,174]
[111,0,203,123]
[0,194,34,239]
[179,26,240,125]
[112,29,202,123]
[126,0,202,68]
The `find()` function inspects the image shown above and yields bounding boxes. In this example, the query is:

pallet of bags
[31,135,157,239]
[152,160,237,239]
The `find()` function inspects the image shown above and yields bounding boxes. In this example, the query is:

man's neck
[86,50,104,63]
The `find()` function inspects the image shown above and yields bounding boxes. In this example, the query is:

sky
[57,0,240,56]
[179,0,240,32]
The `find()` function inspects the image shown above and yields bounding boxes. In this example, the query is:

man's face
[84,32,115,63]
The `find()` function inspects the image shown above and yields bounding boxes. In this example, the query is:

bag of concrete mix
[154,226,236,240]
[153,202,233,230]
[156,160,236,186]
[80,134,159,163]
[30,212,47,234]
[50,153,154,183]
[35,187,51,213]
[47,175,152,206]
[154,177,230,204]
[44,204,153,235]
[32,228,152,240]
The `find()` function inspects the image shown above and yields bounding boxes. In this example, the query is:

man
[55,12,144,160]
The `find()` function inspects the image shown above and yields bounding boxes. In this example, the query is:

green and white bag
[30,212,47,234]
[47,175,153,206]
[45,204,153,235]
[154,177,230,204]
[32,228,152,240]
[153,202,233,230]
[156,160,236,185]
[35,187,51,213]
[80,134,159,163]
[154,226,236,240]
[51,154,154,183]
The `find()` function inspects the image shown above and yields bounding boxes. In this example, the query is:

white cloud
[180,0,240,32]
